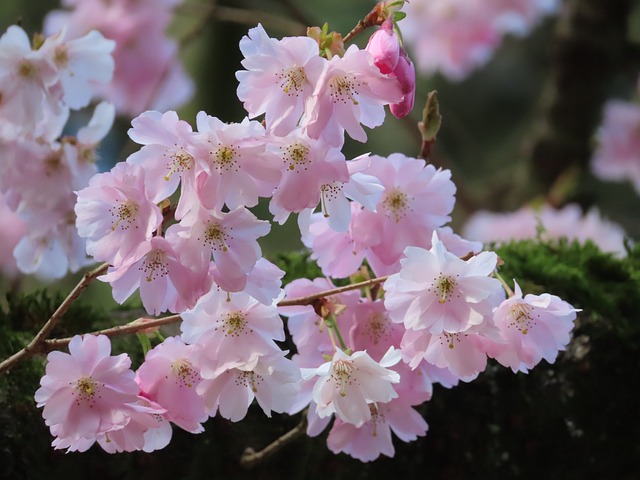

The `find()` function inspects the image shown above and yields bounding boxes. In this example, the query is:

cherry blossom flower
[136,336,208,433]
[591,99,640,194]
[126,109,200,215]
[463,203,628,257]
[384,232,502,334]
[101,236,207,315]
[266,128,349,224]
[96,397,170,453]
[35,335,139,450]
[304,347,401,426]
[41,28,115,109]
[181,288,284,374]
[0,25,64,136]
[326,399,428,462]
[486,281,579,372]
[303,44,404,146]
[44,0,193,116]
[194,113,280,211]
[197,351,301,422]
[236,24,326,136]
[166,205,270,292]
[75,162,163,267]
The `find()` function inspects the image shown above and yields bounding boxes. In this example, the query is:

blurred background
[1,0,640,478]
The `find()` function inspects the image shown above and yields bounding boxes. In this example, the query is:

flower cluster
[29,6,581,463]
[44,0,193,116]
[401,0,558,80]
[463,203,628,257]
[0,25,115,279]
[591,98,640,194]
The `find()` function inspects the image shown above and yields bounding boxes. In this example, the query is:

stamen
[382,189,412,222]
[277,66,306,96]
[165,149,194,181]
[110,201,139,231]
[330,75,361,105]
[171,359,198,388]
[139,250,169,282]
[283,142,310,172]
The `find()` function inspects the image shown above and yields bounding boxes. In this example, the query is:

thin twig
[277,276,389,307]
[43,314,183,352]
[0,262,108,374]
[240,413,308,468]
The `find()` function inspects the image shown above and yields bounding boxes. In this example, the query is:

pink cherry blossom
[126,109,200,213]
[304,347,401,426]
[181,288,284,375]
[0,25,64,136]
[136,336,208,433]
[236,24,326,136]
[96,397,170,453]
[194,113,280,211]
[326,399,428,462]
[486,281,578,372]
[400,327,489,381]
[41,28,115,109]
[384,232,502,334]
[196,351,301,422]
[44,0,193,116]
[266,128,349,224]
[75,162,163,267]
[166,205,270,292]
[463,203,628,257]
[35,334,139,450]
[591,99,640,194]
[303,44,404,146]
[101,236,207,315]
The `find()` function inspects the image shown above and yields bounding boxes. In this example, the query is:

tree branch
[0,263,108,374]
[240,413,308,468]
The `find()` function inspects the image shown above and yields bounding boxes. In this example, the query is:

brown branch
[342,3,386,44]
[277,276,389,307]
[43,314,183,352]
[0,262,109,374]
[240,413,308,468]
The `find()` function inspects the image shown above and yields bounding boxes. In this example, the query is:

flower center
[200,222,230,252]
[434,275,457,304]
[208,144,239,173]
[283,142,310,171]
[165,148,194,181]
[235,371,262,393]
[139,250,169,282]
[277,66,306,95]
[330,75,360,105]
[332,359,356,397]
[382,189,411,222]
[171,358,198,388]
[17,59,36,79]
[366,312,389,345]
[221,312,247,337]
[110,201,139,231]
[509,302,535,335]
[73,376,99,405]
[54,45,70,68]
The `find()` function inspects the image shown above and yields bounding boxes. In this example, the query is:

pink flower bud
[366,20,400,75]
[390,49,416,118]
